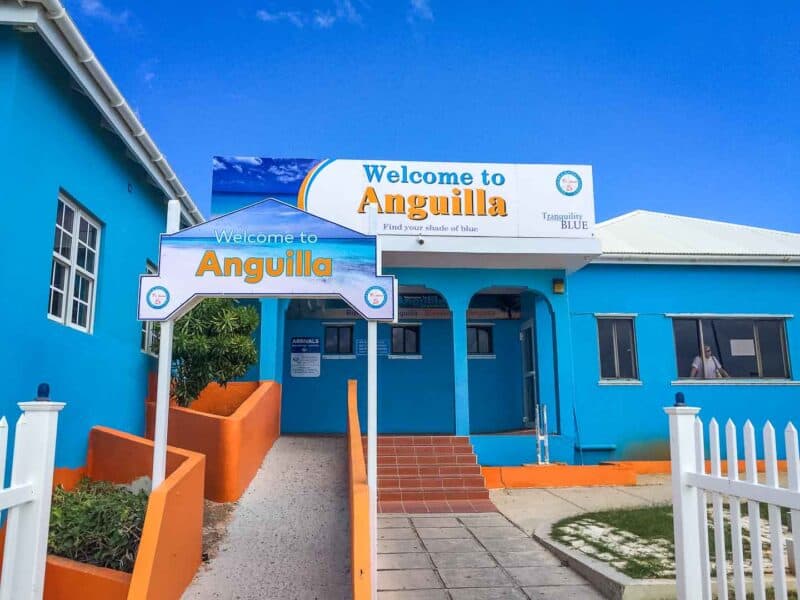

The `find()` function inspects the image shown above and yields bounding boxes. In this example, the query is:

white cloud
[407,0,433,23]
[256,9,304,28]
[313,11,336,28]
[212,158,227,171]
[80,0,131,28]
[256,1,363,29]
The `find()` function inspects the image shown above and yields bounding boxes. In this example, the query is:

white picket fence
[0,400,64,600]
[667,401,800,600]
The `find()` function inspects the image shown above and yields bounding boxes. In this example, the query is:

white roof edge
[2,0,203,224]
[598,209,799,238]
[594,254,800,266]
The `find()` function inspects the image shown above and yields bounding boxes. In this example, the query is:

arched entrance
[466,286,558,439]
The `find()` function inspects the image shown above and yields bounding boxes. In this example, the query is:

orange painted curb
[145,381,281,502]
[604,459,788,475]
[481,464,637,489]
[347,380,371,599]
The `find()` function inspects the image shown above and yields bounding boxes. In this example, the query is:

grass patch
[552,505,675,579]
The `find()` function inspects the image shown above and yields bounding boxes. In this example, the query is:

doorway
[520,319,538,430]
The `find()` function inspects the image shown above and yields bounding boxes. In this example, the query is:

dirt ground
[200,499,236,563]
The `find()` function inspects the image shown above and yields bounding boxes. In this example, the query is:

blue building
[0,1,201,470]
[212,157,800,466]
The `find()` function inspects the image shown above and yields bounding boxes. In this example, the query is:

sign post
[140,199,396,503]
[151,199,180,487]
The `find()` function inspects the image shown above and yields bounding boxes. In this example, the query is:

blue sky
[66,1,799,230]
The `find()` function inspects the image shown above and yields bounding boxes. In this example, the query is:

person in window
[690,345,729,379]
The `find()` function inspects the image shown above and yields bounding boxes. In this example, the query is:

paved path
[183,437,351,600]
[377,512,603,599]
[491,474,672,535]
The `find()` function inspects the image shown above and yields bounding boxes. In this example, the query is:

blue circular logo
[364,286,388,309]
[556,170,582,196]
[146,286,170,309]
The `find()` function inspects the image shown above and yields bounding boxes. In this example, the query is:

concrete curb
[533,520,676,600]
[533,520,798,600]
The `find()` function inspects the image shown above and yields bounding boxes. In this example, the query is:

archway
[466,286,558,443]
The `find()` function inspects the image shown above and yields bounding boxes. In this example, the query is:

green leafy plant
[48,479,148,573]
[171,298,259,407]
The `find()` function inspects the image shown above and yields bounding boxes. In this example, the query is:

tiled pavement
[377,512,603,599]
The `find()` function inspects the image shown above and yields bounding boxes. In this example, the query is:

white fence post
[665,393,704,600]
[0,398,65,600]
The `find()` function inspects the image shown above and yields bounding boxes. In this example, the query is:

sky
[64,1,799,230]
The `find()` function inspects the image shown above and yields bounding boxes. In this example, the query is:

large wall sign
[212,157,595,239]
[138,199,397,321]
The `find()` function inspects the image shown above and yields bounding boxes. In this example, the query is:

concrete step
[365,435,471,447]
[377,464,482,477]
[378,487,491,502]
[379,475,487,489]
[372,454,478,466]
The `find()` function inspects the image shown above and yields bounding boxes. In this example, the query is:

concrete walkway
[183,436,351,600]
[491,474,672,535]
[377,512,603,599]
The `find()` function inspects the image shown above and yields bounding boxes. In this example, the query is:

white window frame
[670,314,792,381]
[596,316,640,382]
[141,261,159,356]
[47,193,101,334]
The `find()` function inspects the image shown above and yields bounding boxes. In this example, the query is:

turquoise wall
[567,263,800,463]
[0,30,168,469]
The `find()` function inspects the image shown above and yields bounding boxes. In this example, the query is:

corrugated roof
[595,210,800,263]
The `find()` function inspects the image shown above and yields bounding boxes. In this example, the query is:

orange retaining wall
[189,381,260,416]
[482,464,637,489]
[87,426,205,600]
[44,556,131,600]
[484,459,791,489]
[346,380,371,599]
[146,381,281,502]
[604,460,789,475]
[2,427,204,600]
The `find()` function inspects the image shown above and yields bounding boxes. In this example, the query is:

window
[597,317,639,379]
[324,325,353,355]
[48,195,101,332]
[391,325,420,355]
[467,324,493,355]
[141,262,159,356]
[672,317,790,379]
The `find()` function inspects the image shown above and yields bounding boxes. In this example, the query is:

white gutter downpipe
[26,0,203,224]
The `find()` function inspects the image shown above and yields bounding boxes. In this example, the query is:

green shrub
[171,298,259,407]
[48,478,148,573]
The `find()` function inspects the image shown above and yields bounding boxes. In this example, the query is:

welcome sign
[138,199,397,321]
[212,157,595,239]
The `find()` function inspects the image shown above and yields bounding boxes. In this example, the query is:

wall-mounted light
[552,278,565,294]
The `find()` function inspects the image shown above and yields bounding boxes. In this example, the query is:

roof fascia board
[0,4,38,25]
[594,254,800,266]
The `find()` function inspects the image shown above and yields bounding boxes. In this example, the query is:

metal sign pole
[151,199,181,488]
[367,204,379,600]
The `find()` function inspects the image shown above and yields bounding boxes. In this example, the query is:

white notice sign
[730,339,756,357]
[291,337,321,377]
